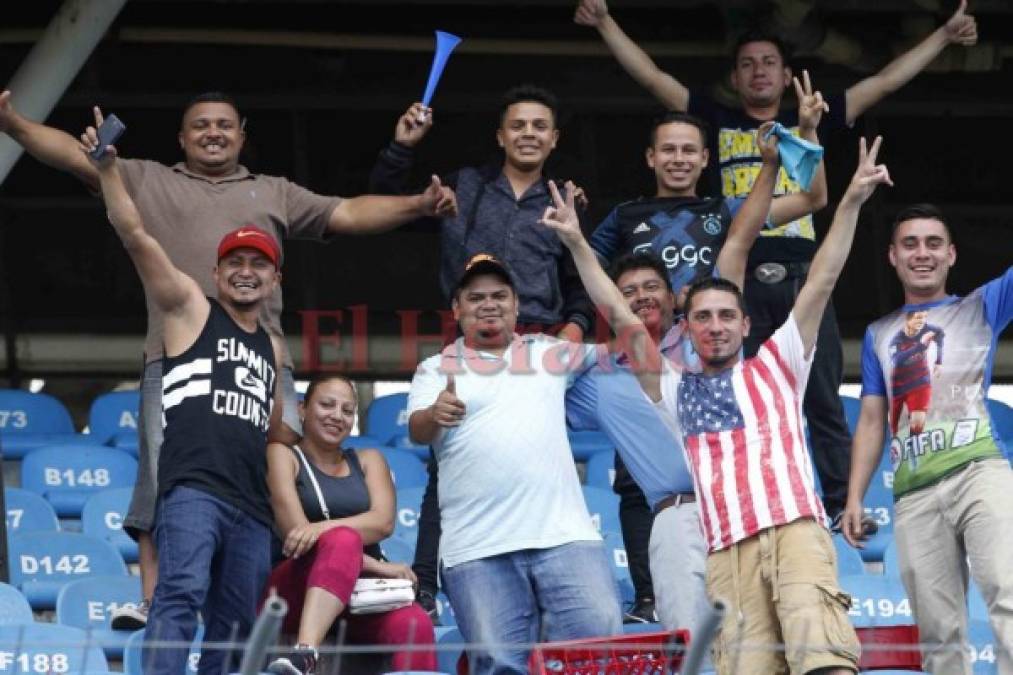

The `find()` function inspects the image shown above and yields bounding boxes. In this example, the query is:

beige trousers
[894,457,1013,675]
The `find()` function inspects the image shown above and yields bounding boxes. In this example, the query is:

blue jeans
[143,486,271,675]
[442,541,622,675]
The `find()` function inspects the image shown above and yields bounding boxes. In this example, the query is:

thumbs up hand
[430,373,466,427]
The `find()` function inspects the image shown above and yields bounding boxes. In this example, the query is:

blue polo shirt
[566,326,694,510]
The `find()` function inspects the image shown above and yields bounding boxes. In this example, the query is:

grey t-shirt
[117,159,341,367]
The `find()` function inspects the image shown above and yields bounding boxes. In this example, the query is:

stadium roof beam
[0,0,127,186]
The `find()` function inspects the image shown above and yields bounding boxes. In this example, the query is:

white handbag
[293,446,416,615]
[348,577,416,615]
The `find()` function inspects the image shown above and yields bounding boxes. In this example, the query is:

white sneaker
[111,599,150,630]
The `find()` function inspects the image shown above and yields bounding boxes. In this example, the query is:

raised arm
[793,136,893,355]
[574,0,689,111]
[81,107,200,317]
[326,175,457,235]
[845,0,976,125]
[1,90,99,190]
[541,181,662,401]
[368,101,434,195]
[769,71,829,226]
[716,120,779,289]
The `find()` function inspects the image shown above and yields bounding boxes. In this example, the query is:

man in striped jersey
[542,136,894,674]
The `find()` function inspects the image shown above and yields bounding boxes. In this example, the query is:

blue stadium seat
[0,583,33,625]
[567,430,613,462]
[840,395,861,434]
[4,488,59,535]
[122,624,203,675]
[343,435,385,449]
[434,626,464,675]
[393,487,425,544]
[366,393,411,446]
[20,445,138,517]
[364,393,431,460]
[81,488,138,564]
[87,391,140,449]
[968,618,1000,674]
[0,622,109,673]
[380,537,414,565]
[8,531,128,609]
[434,592,457,628]
[987,399,1013,450]
[582,486,621,535]
[839,574,913,627]
[584,449,616,490]
[56,575,142,659]
[602,530,635,604]
[386,435,431,461]
[0,389,94,460]
[382,449,428,490]
[832,534,867,577]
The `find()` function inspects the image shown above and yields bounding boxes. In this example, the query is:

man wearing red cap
[80,116,288,675]
[0,90,455,628]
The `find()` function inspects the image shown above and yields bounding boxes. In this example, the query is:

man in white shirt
[407,252,621,675]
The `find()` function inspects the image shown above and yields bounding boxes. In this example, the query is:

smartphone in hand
[90,114,126,161]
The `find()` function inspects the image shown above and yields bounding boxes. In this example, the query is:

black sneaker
[623,597,658,624]
[417,589,439,623]
[267,644,318,675]
[111,599,150,631]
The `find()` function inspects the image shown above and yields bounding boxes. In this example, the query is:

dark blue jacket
[369,141,594,332]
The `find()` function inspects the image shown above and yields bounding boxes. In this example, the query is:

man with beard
[406,252,620,675]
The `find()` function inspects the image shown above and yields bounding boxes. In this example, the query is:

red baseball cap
[217,226,281,269]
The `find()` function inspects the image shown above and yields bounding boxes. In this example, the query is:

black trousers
[412,450,658,603]
[742,270,852,518]
[613,454,655,602]
[412,449,441,595]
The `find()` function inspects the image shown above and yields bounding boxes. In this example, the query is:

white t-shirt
[407,334,601,568]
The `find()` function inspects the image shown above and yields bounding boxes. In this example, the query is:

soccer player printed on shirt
[888,310,945,438]
[843,204,1013,675]
[542,137,893,675]
[80,109,287,675]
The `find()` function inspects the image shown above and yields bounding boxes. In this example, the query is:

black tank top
[292,447,382,560]
[159,298,277,525]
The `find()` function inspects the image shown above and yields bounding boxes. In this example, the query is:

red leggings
[264,526,437,671]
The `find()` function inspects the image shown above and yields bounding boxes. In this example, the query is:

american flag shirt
[654,314,826,552]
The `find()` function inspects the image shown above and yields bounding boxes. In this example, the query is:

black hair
[891,203,953,244]
[610,251,674,293]
[732,29,791,65]
[303,374,358,406]
[182,91,242,123]
[683,277,748,315]
[648,111,710,148]
[499,84,559,127]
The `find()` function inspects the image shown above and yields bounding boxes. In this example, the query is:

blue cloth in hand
[764,122,824,191]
